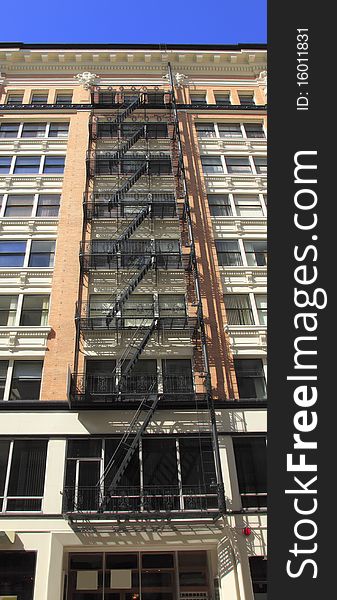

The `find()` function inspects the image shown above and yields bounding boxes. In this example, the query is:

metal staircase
[106,255,154,325]
[110,125,146,160]
[115,94,144,124]
[98,387,161,512]
[108,161,148,211]
[117,318,158,389]
[107,205,151,255]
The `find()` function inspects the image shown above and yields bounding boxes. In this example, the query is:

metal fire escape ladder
[108,161,149,211]
[106,255,154,324]
[98,386,161,512]
[110,126,146,160]
[107,205,151,255]
[115,94,144,124]
[117,317,158,389]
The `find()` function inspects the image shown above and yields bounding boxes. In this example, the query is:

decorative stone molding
[0,71,6,89]
[162,72,189,88]
[257,70,267,99]
[74,71,99,89]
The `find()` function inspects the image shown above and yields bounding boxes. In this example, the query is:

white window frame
[0,192,61,218]
[1,154,66,175]
[0,359,44,403]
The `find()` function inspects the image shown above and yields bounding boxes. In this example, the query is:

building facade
[0,43,267,600]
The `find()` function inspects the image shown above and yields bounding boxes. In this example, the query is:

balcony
[75,303,197,334]
[79,241,189,271]
[69,373,206,409]
[63,484,218,521]
[86,152,172,178]
[83,192,177,220]
[91,91,172,108]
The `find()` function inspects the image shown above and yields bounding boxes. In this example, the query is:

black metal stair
[110,126,146,160]
[106,255,154,324]
[115,95,144,124]
[117,318,158,389]
[98,388,161,512]
[107,205,151,255]
[108,161,148,211]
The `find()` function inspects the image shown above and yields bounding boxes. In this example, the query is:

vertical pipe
[167,62,226,512]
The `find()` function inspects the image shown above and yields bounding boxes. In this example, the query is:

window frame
[0,238,56,269]
[0,439,48,512]
[0,193,61,218]
[0,359,44,403]
[0,154,66,175]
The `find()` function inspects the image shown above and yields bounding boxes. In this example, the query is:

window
[225,294,254,325]
[0,123,20,138]
[215,240,242,266]
[254,157,267,173]
[195,123,216,138]
[0,295,18,326]
[21,123,47,138]
[122,294,154,327]
[162,359,194,393]
[36,194,60,217]
[55,93,73,105]
[218,123,242,138]
[0,551,37,598]
[0,241,26,267]
[13,156,40,174]
[234,195,263,217]
[249,556,267,599]
[238,93,255,106]
[215,93,231,106]
[234,358,266,399]
[43,155,65,173]
[159,294,186,316]
[0,156,12,174]
[256,294,267,325]
[4,194,34,216]
[225,157,252,174]
[31,93,48,104]
[48,122,69,138]
[244,240,267,266]
[207,194,232,217]
[0,440,47,511]
[201,156,223,174]
[190,93,207,105]
[29,241,55,267]
[9,361,43,401]
[244,123,265,138]
[20,295,49,326]
[233,437,267,509]
[0,361,8,400]
[6,93,23,105]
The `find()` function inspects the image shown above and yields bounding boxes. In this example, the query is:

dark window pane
[67,439,102,459]
[9,361,43,401]
[0,156,12,174]
[226,157,252,174]
[142,553,174,568]
[0,551,36,600]
[0,439,10,493]
[6,94,23,105]
[43,156,65,174]
[180,438,216,489]
[48,123,69,138]
[106,553,138,569]
[0,240,26,267]
[142,439,178,487]
[233,437,267,508]
[4,194,34,217]
[36,194,60,217]
[29,241,55,268]
[215,240,242,266]
[69,553,103,570]
[20,295,49,326]
[7,440,47,496]
[225,294,254,325]
[249,556,267,598]
[0,123,20,138]
[56,94,73,104]
[21,123,46,138]
[14,156,40,174]
[244,123,265,138]
[207,194,232,217]
[218,123,242,138]
[234,358,266,399]
[31,94,48,104]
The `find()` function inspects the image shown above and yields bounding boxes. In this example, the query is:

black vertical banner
[269,2,333,598]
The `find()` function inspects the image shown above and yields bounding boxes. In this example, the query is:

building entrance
[65,550,211,600]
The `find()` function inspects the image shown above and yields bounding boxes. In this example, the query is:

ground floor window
[65,551,210,600]
[249,556,267,599]
[0,551,36,599]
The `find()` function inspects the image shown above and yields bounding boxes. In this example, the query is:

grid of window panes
[0,240,55,268]
[0,122,69,138]
[0,193,60,217]
[0,154,65,174]
[0,360,43,401]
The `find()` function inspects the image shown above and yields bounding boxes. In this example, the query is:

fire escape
[65,82,225,525]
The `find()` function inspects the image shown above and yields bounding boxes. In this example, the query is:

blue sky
[1,0,266,45]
